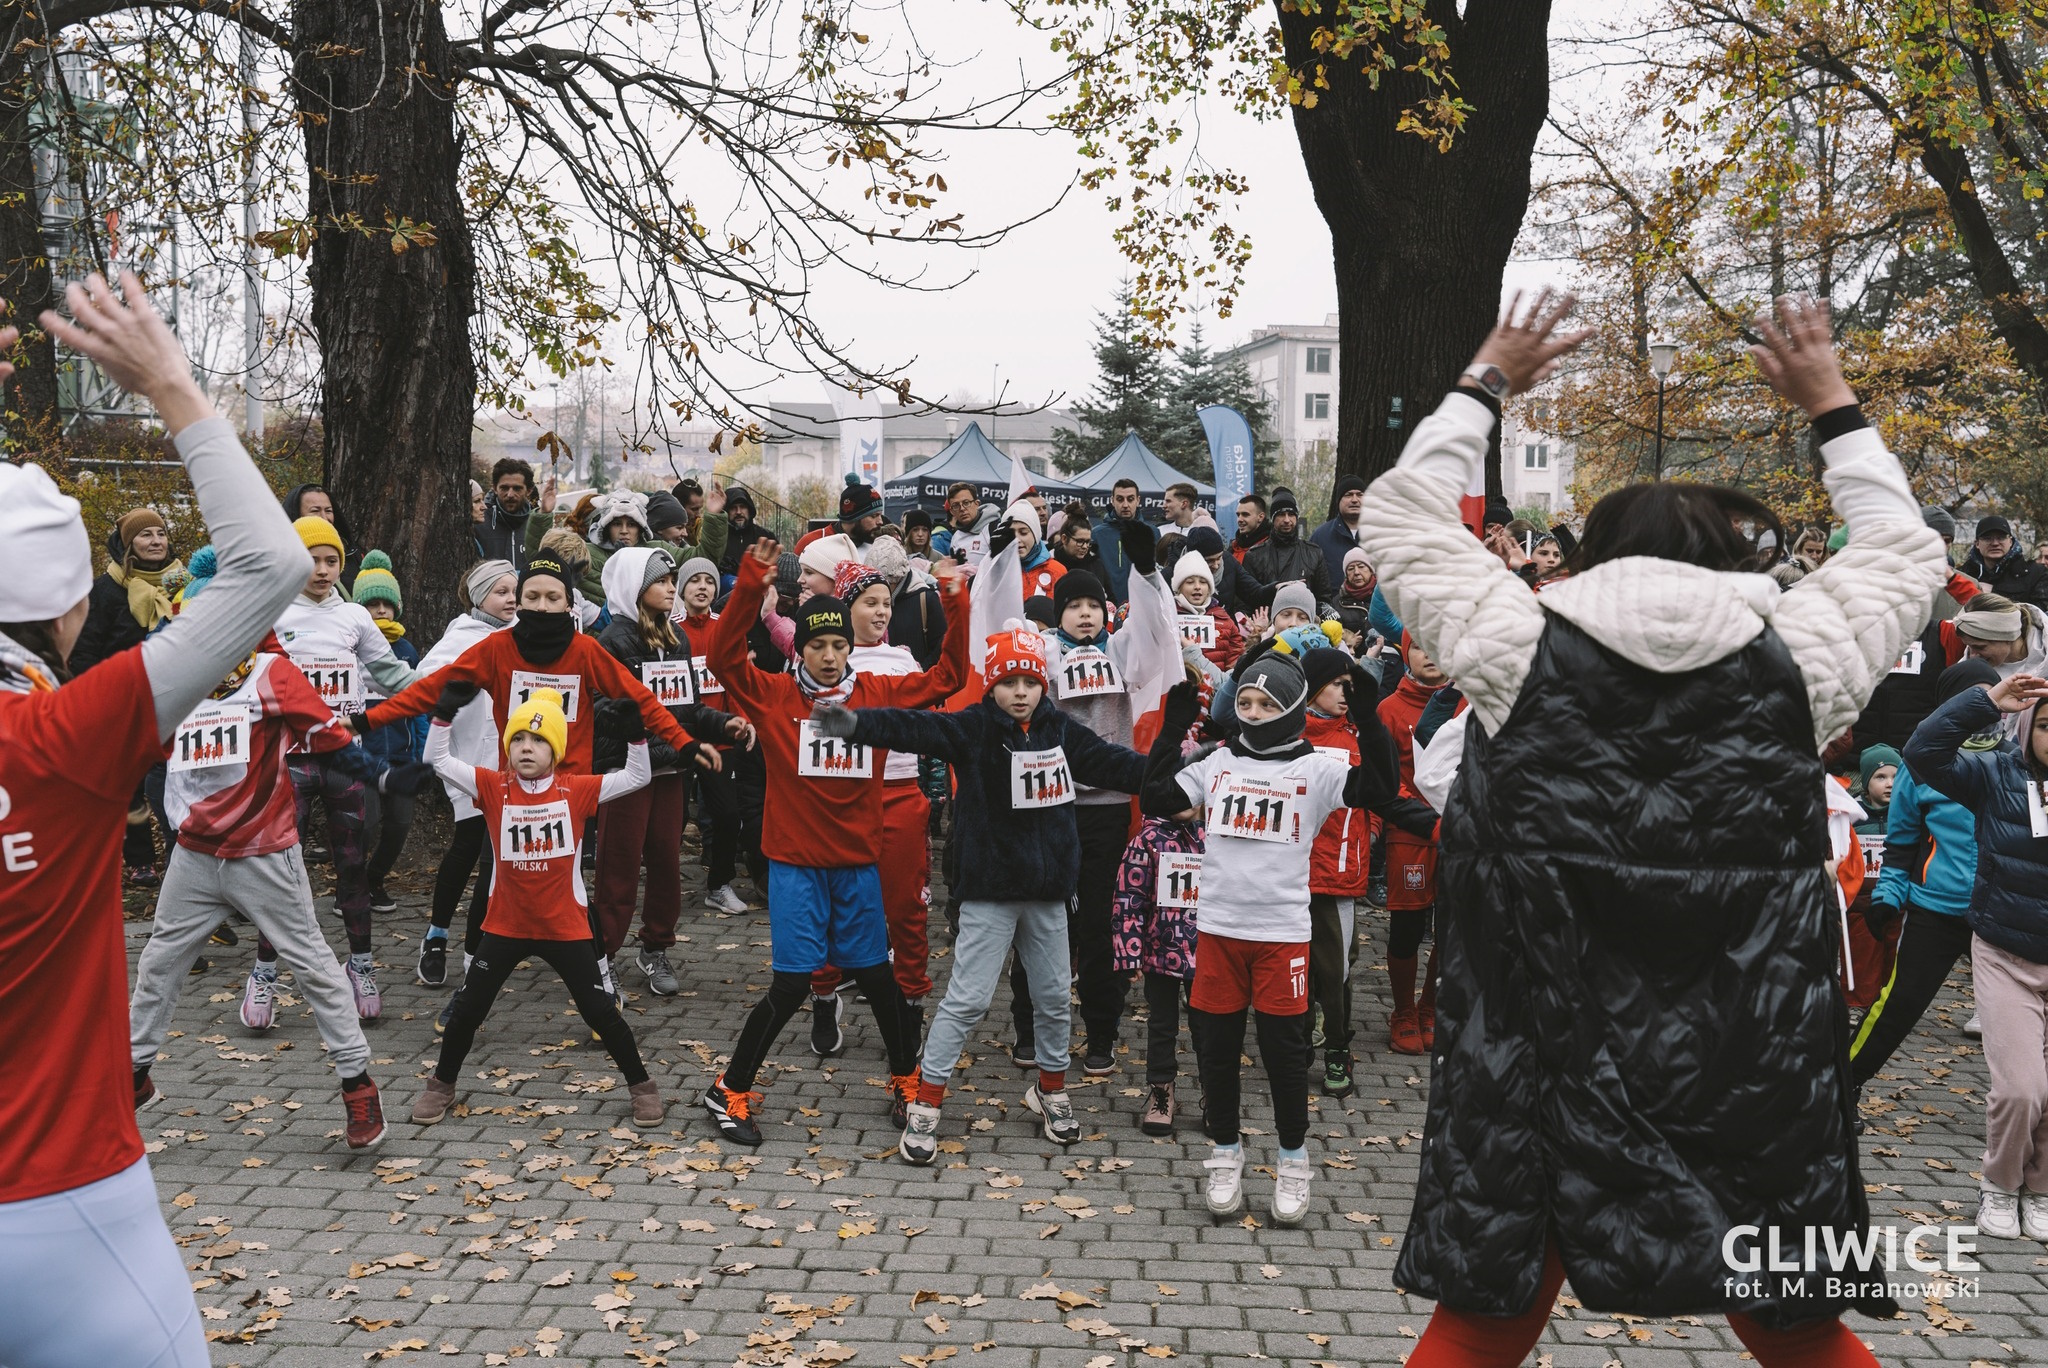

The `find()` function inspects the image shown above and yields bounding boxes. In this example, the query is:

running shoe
[2023,1190,2048,1242]
[706,884,750,914]
[342,1076,387,1150]
[417,937,447,987]
[639,948,680,997]
[126,864,160,889]
[1082,1046,1117,1076]
[900,1101,941,1165]
[368,886,398,914]
[1010,1040,1037,1070]
[701,1078,764,1147]
[1965,1013,1983,1039]
[810,993,844,1057]
[1979,1184,2022,1239]
[240,968,277,1031]
[1272,1153,1315,1227]
[209,920,239,947]
[347,956,382,1021]
[411,1077,455,1126]
[889,1073,918,1130]
[628,1080,666,1129]
[1203,1146,1244,1217]
[1389,1006,1425,1055]
[1419,999,1436,1051]
[1365,874,1387,910]
[1141,1082,1176,1136]
[134,1067,164,1112]
[1023,1083,1081,1145]
[1322,1051,1355,1098]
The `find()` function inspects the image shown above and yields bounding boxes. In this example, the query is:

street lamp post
[1647,339,1679,480]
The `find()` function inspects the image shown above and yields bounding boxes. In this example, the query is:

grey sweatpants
[130,844,370,1079]
[921,899,1070,1089]
[1974,934,2048,1194]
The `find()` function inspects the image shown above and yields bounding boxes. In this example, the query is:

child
[261,516,420,1020]
[413,683,666,1129]
[1113,811,1205,1135]
[811,623,1149,1161]
[1140,654,1400,1225]
[673,555,757,913]
[1377,633,1450,1054]
[591,547,744,995]
[1171,552,1243,671]
[697,538,970,1146]
[1299,645,1368,1098]
[1841,744,1903,1021]
[129,639,425,1148]
[1269,581,1318,635]
[353,550,425,914]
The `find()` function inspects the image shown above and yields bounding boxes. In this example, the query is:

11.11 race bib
[640,659,696,707]
[797,720,872,779]
[296,656,362,715]
[1213,773,1305,844]
[1157,851,1202,907]
[1057,646,1123,699]
[1011,748,1074,808]
[169,701,253,773]
[502,799,574,864]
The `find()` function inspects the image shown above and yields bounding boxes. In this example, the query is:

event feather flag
[1121,567,1184,756]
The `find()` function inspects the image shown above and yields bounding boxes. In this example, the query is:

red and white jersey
[471,768,608,940]
[168,653,359,859]
[851,640,921,781]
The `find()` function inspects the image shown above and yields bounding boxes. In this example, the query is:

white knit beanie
[1171,550,1215,594]
[1002,500,1042,539]
[0,463,91,621]
[799,532,860,581]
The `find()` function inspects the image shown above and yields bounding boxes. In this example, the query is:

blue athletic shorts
[766,861,888,973]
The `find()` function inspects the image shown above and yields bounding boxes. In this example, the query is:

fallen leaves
[838,1220,878,1239]
[901,1348,957,1368]
[1020,1282,1100,1312]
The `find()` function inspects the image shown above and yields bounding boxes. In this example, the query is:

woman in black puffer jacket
[1902,671,2048,1242]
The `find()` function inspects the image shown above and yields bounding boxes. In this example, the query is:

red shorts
[1385,830,1438,911]
[1191,932,1310,1015]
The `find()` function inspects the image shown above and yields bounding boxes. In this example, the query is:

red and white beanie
[981,619,1049,691]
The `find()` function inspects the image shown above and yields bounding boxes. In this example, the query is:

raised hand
[1750,293,1858,419]
[749,538,780,566]
[703,478,726,517]
[1986,673,2048,714]
[1466,288,1591,396]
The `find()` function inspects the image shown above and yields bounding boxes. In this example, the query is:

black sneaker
[134,1067,163,1112]
[1083,1046,1117,1076]
[209,920,239,947]
[701,1079,764,1147]
[369,886,398,914]
[810,994,843,1057]
[1366,874,1388,909]
[1010,1040,1037,1069]
[417,938,447,987]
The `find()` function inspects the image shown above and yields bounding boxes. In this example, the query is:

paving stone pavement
[126,825,2048,1367]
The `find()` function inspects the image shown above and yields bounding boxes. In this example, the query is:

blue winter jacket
[360,636,428,767]
[1870,767,1975,918]
[1903,687,2048,963]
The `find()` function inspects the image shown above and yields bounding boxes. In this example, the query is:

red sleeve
[583,640,694,754]
[706,555,779,718]
[794,528,823,554]
[1947,570,1981,607]
[1939,619,1962,666]
[872,576,972,707]
[361,634,493,727]
[571,773,607,825]
[268,656,356,754]
[29,649,160,802]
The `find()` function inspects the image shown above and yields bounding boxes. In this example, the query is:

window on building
[1524,443,1549,471]
[1305,346,1332,374]
[1305,392,1330,421]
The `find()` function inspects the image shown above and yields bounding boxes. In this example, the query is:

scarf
[375,618,407,643]
[796,661,858,705]
[510,609,577,663]
[1020,539,1052,572]
[468,606,510,630]
[109,558,181,632]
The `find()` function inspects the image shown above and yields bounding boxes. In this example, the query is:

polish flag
[1458,458,1488,540]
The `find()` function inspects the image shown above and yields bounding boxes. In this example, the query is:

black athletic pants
[436,933,647,1085]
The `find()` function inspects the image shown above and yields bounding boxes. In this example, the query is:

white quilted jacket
[1359,393,1950,749]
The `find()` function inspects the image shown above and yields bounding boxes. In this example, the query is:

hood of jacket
[601,545,672,620]
[1535,556,1780,675]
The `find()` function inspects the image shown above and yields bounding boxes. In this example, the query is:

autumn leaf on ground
[838,1220,878,1239]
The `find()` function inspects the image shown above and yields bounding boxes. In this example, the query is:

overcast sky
[775,0,1623,412]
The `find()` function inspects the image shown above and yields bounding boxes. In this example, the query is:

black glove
[1342,663,1374,723]
[432,679,481,722]
[378,761,432,796]
[1121,519,1157,577]
[616,702,648,743]
[1160,677,1201,740]
[811,702,858,738]
[987,519,1017,558]
[1864,897,1902,936]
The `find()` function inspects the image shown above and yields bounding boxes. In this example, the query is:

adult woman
[282,482,362,588]
[1362,292,1946,1365]
[0,271,310,1367]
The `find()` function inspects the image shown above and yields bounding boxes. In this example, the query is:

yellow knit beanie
[502,686,569,762]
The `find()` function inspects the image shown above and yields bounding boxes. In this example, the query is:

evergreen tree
[1052,285,1171,473]
[1154,323,1275,481]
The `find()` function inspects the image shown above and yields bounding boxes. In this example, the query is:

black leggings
[1144,972,1193,1085]
[693,766,740,890]
[1390,905,1435,959]
[1850,904,1973,1088]
[1188,1006,1310,1149]
[722,966,912,1093]
[430,816,493,954]
[366,790,416,892]
[435,933,646,1085]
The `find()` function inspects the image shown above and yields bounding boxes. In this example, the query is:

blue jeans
[921,899,1071,1088]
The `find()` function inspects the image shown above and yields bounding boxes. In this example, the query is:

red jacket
[707,553,969,867]
[1304,710,1368,896]
[1178,600,1243,672]
[362,630,693,775]
[1377,673,1445,797]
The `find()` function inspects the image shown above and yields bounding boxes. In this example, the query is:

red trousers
[1841,895,1903,1011]
[813,781,931,999]
[592,771,685,957]
[1407,1243,1879,1368]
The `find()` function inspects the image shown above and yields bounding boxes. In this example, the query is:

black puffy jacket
[1397,616,1885,1330]
[1904,685,2048,963]
[1242,527,1331,606]
[1849,619,1944,755]
[1960,546,2048,608]
[847,694,1146,902]
[591,618,734,775]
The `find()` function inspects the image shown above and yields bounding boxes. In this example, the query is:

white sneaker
[1203,1145,1244,1217]
[1964,1013,1983,1039]
[900,1101,941,1165]
[240,968,277,1031]
[1979,1184,2022,1239]
[1272,1153,1315,1227]
[707,885,750,914]
[2021,1190,2048,1241]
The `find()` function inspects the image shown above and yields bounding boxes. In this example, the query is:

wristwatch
[1459,363,1511,401]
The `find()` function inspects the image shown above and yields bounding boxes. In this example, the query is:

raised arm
[599,740,652,802]
[1905,675,2042,810]
[358,638,490,729]
[872,563,971,706]
[838,703,974,766]
[46,272,313,741]
[707,542,783,712]
[423,716,480,800]
[1752,297,1951,747]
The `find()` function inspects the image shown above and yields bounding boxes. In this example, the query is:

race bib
[1890,641,1926,675]
[693,659,725,697]
[2031,780,2048,840]
[641,659,696,707]
[1011,747,1074,809]
[1857,831,1886,877]
[169,702,252,773]
[296,655,361,714]
[1213,772,1305,844]
[501,799,574,864]
[1057,646,1123,699]
[1313,745,1353,765]
[1178,614,1216,649]
[510,670,581,721]
[797,720,872,779]
[1158,851,1202,908]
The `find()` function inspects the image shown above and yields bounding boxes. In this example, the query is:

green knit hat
[352,549,403,614]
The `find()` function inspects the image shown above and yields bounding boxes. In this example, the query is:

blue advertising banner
[1199,404,1255,542]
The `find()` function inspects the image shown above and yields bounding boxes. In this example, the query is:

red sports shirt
[0,650,164,1202]
[470,767,609,940]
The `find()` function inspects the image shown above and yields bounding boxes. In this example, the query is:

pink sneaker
[347,957,382,1021]
[240,969,276,1031]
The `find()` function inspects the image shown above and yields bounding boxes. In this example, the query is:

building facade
[1212,317,1340,462]
[1501,404,1574,515]
[751,403,1080,485]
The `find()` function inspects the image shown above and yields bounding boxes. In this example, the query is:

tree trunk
[1276,0,1552,491]
[292,0,475,631]
[0,8,61,448]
